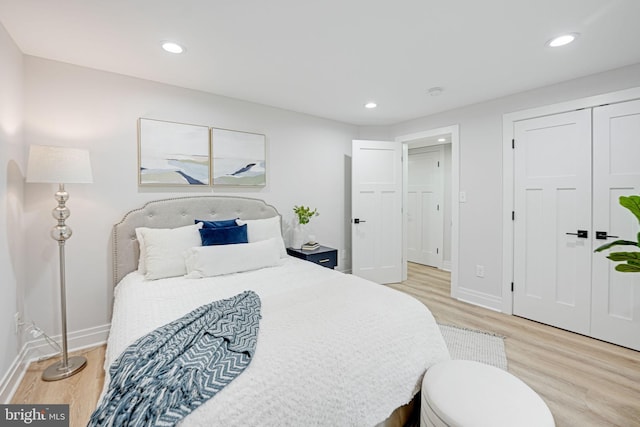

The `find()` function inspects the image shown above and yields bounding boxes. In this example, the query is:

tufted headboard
[112,196,280,286]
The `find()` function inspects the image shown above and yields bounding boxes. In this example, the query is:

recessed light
[364,102,377,109]
[547,33,579,48]
[161,41,185,54]
[427,87,443,96]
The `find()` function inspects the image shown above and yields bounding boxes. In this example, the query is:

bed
[99,196,449,426]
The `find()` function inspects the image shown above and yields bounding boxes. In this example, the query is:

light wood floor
[11,345,105,427]
[11,263,640,427]
[388,263,640,427]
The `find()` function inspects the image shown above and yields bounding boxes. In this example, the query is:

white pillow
[136,223,203,280]
[135,228,147,274]
[236,216,287,257]
[184,238,281,278]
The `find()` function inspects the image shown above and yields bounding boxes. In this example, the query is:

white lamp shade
[26,145,93,184]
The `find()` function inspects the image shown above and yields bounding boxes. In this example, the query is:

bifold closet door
[591,99,640,350]
[513,109,592,335]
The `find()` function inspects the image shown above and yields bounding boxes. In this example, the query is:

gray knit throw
[89,290,261,426]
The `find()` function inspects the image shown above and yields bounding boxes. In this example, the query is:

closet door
[591,100,640,350]
[513,110,592,335]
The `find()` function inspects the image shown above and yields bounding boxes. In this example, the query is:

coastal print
[212,128,266,186]
[139,118,210,186]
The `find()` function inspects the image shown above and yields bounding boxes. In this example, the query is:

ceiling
[1,0,639,126]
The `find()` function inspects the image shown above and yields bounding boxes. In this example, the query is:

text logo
[0,405,69,426]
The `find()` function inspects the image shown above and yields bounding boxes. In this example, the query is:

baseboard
[0,323,110,403]
[442,260,452,272]
[0,345,29,404]
[455,287,502,312]
[25,323,110,361]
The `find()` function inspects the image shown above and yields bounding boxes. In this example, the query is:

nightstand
[286,245,338,269]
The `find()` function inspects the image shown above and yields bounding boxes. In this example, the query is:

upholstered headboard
[112,196,280,286]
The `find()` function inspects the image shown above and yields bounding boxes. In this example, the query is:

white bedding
[103,257,450,426]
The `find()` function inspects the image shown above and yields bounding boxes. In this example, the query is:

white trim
[442,260,452,272]
[402,143,409,281]
[502,86,640,315]
[505,87,640,124]
[396,125,460,299]
[0,346,29,404]
[456,288,502,313]
[0,323,110,403]
[502,115,515,315]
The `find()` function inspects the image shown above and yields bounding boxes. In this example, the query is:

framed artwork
[138,118,211,186]
[212,128,266,186]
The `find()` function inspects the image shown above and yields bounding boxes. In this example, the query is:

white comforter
[103,257,449,426]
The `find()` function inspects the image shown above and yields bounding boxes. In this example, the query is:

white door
[513,110,592,335]
[407,146,444,268]
[591,100,640,350]
[352,140,403,284]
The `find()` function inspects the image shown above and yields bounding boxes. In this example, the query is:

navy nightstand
[286,245,338,269]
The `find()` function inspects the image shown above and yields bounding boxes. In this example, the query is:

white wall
[22,57,358,351]
[392,62,640,309]
[357,126,394,141]
[0,22,25,398]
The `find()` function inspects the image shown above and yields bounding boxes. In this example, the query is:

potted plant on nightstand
[594,195,640,273]
[292,205,319,249]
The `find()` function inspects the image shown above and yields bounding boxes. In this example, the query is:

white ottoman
[421,360,554,427]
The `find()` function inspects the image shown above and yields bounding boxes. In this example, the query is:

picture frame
[211,128,266,186]
[138,118,211,186]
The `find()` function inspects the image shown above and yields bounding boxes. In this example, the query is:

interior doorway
[396,125,459,298]
[407,144,446,269]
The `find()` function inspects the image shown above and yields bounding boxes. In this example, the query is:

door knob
[566,230,588,238]
[595,231,619,240]
[353,218,366,224]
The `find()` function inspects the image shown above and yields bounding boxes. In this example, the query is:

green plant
[293,205,319,225]
[594,195,640,273]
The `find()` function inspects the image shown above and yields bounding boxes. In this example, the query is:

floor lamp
[26,145,93,381]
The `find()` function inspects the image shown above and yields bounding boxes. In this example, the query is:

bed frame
[112,196,280,286]
[111,195,417,427]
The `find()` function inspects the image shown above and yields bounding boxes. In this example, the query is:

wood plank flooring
[10,263,640,426]
[10,345,105,427]
[388,263,640,427]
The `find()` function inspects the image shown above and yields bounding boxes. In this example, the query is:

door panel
[591,100,640,350]
[513,110,592,335]
[556,188,582,306]
[352,140,403,284]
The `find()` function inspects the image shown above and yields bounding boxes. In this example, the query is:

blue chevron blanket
[89,290,261,427]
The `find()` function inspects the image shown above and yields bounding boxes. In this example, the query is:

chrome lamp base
[41,184,88,382]
[42,355,87,381]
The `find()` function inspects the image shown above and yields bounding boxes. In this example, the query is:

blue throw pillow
[195,218,238,228]
[199,224,248,246]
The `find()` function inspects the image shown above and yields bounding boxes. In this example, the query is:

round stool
[421,360,554,427]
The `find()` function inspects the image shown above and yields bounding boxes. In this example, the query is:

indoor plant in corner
[292,205,319,249]
[594,195,640,272]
